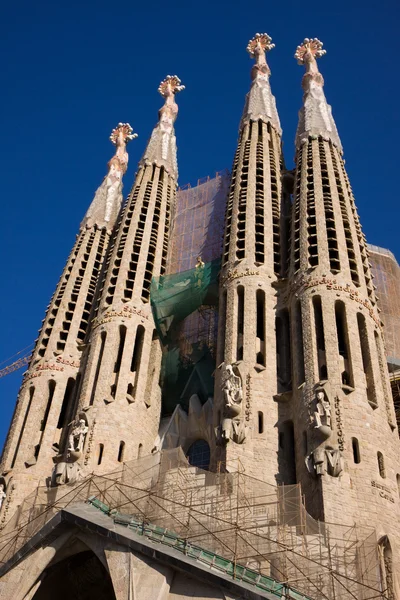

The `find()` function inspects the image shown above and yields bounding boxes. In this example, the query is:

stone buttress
[286,38,400,592]
[213,34,285,483]
[75,77,184,473]
[0,124,135,517]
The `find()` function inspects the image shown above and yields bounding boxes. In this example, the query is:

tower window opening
[138,443,143,458]
[313,297,327,381]
[236,286,244,361]
[377,452,386,478]
[334,301,353,387]
[294,301,305,385]
[11,386,35,469]
[357,313,377,408]
[40,380,56,433]
[352,438,360,464]
[378,537,394,599]
[276,309,291,392]
[118,441,125,463]
[256,289,265,365]
[97,444,104,465]
[279,421,296,485]
[57,378,75,429]
[114,325,127,374]
[90,331,107,406]
[258,411,264,434]
[218,291,227,364]
[186,440,210,471]
[131,325,145,398]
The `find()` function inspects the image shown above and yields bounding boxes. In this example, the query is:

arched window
[236,286,244,361]
[186,440,210,471]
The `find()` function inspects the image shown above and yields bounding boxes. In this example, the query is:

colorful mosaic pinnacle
[246,33,275,57]
[295,38,326,65]
[109,123,138,146]
[158,75,185,98]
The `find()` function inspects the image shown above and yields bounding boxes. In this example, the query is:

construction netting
[151,259,220,342]
[152,172,229,415]
[0,449,386,600]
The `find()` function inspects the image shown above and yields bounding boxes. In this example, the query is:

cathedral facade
[0,35,400,599]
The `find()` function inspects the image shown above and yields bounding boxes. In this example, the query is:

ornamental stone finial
[109,122,138,146]
[295,38,326,65]
[246,33,275,79]
[108,123,137,175]
[246,33,275,57]
[158,75,185,98]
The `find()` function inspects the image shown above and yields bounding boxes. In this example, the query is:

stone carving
[0,483,6,510]
[51,414,89,487]
[312,389,332,438]
[68,418,88,453]
[217,363,247,445]
[307,447,344,477]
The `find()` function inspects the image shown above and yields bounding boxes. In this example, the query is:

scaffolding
[0,449,386,599]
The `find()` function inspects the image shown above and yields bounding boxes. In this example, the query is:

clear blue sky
[0,0,399,450]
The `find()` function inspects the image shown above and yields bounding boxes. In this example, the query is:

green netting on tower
[150,258,221,343]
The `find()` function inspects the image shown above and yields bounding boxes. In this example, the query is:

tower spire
[140,75,184,180]
[241,33,281,133]
[81,123,137,231]
[295,38,342,152]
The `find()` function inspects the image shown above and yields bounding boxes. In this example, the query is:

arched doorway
[32,550,116,600]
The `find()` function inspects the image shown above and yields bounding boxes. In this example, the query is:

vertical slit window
[114,325,127,374]
[377,452,386,478]
[36,380,56,461]
[118,441,125,463]
[352,438,360,464]
[256,289,265,365]
[98,444,104,465]
[90,331,107,406]
[258,411,264,434]
[236,286,244,361]
[313,297,327,380]
[138,443,143,458]
[357,313,377,408]
[335,301,353,387]
[276,309,291,392]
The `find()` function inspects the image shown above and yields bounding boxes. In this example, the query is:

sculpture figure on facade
[0,484,6,510]
[68,418,88,453]
[313,389,332,435]
[217,363,246,444]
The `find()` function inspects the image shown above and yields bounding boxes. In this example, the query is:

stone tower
[0,123,135,513]
[287,37,400,576]
[214,34,285,482]
[75,76,184,473]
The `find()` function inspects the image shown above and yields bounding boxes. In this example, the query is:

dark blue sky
[0,0,399,449]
